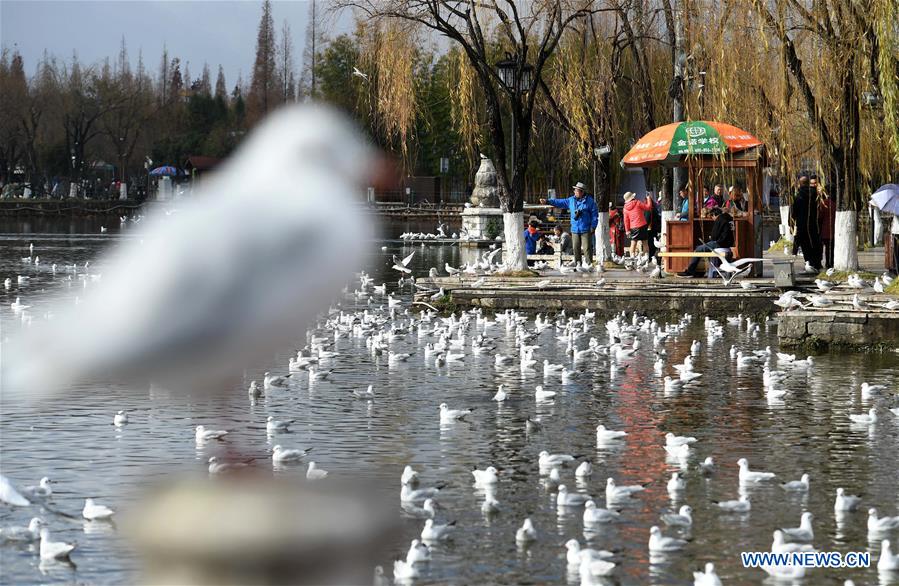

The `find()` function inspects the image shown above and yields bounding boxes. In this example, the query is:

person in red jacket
[818,188,836,268]
[622,191,653,257]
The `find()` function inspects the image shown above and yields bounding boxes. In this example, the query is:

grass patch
[816,270,879,282]
[429,294,457,313]
[494,269,540,278]
[886,279,899,295]
[766,237,792,253]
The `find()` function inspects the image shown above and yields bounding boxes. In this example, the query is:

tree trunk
[872,205,882,245]
[595,212,611,265]
[503,211,526,269]
[834,210,858,270]
[670,0,686,212]
[779,205,792,242]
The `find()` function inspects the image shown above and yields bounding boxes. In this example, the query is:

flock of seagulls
[773,270,899,311]
[3,236,899,584]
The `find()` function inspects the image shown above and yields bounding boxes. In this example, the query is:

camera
[574,210,582,220]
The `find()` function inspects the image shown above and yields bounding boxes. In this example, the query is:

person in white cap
[540,182,598,266]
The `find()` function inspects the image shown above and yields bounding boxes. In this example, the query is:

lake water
[1,216,898,585]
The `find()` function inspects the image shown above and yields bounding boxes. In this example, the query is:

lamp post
[495,53,533,190]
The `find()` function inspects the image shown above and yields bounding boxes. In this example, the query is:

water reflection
[1,226,898,585]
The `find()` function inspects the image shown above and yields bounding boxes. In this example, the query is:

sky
[0,1,347,86]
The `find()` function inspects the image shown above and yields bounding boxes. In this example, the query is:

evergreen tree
[214,65,227,101]
[248,0,277,122]
[198,63,212,97]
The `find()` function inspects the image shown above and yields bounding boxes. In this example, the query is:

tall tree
[299,0,325,99]
[248,0,278,122]
[214,65,228,101]
[277,19,297,102]
[346,0,600,270]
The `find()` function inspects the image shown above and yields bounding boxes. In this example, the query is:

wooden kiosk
[621,121,766,275]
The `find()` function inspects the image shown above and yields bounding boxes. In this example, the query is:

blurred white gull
[693,563,721,586]
[781,473,810,492]
[113,410,128,426]
[737,458,775,483]
[306,462,328,480]
[0,475,30,506]
[0,517,44,542]
[83,498,115,520]
[583,500,619,524]
[849,408,877,425]
[272,445,312,464]
[648,525,687,551]
[515,518,537,543]
[879,539,899,571]
[39,528,76,560]
[834,488,862,511]
[195,425,228,442]
[662,505,692,527]
[24,477,53,499]
[6,105,375,398]
[771,530,815,554]
[556,484,592,507]
[868,508,899,534]
[781,511,814,541]
[471,466,499,487]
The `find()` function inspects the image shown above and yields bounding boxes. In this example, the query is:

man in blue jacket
[540,182,598,265]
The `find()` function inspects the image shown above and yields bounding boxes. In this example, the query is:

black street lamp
[494,53,534,183]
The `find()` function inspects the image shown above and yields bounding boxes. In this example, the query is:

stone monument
[461,155,503,242]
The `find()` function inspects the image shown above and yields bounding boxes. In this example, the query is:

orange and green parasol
[621,121,762,167]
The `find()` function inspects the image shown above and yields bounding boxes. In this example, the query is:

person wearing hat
[540,182,598,266]
[622,191,654,258]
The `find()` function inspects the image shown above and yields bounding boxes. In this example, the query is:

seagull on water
[781,511,814,541]
[539,451,579,468]
[515,518,537,543]
[0,517,44,542]
[868,508,899,534]
[583,500,619,524]
[439,403,472,423]
[392,559,418,581]
[472,466,499,487]
[24,477,53,499]
[849,407,878,425]
[195,425,228,442]
[596,424,627,443]
[666,432,697,447]
[878,539,899,571]
[714,495,751,513]
[693,562,722,586]
[306,462,328,480]
[421,518,455,541]
[113,410,128,426]
[39,528,76,560]
[771,529,816,553]
[662,505,692,527]
[737,458,775,483]
[272,445,313,463]
[405,538,431,564]
[83,498,115,520]
[606,477,646,501]
[781,473,810,492]
[266,416,295,433]
[834,487,862,511]
[648,525,687,551]
[534,385,557,401]
[0,475,30,506]
[556,484,592,507]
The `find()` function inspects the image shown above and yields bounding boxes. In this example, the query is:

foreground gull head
[6,104,377,398]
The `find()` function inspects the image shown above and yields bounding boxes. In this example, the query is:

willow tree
[747,0,897,270]
[344,0,598,270]
[547,12,624,263]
